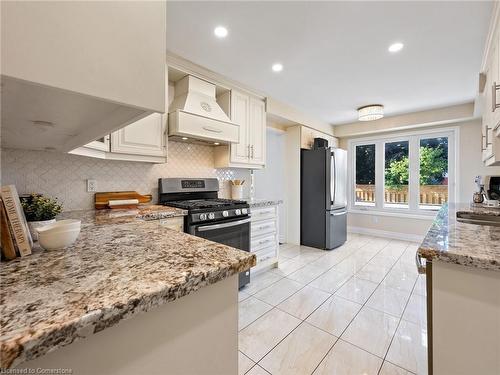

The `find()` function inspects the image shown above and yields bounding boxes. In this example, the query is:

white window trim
[347,126,459,218]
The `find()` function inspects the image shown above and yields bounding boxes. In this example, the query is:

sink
[456,212,500,227]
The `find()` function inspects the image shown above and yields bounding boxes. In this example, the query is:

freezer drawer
[325,210,347,249]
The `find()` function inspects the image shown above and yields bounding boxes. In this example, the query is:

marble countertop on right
[244,198,283,208]
[418,203,500,272]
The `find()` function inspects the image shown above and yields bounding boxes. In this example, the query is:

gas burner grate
[165,198,247,210]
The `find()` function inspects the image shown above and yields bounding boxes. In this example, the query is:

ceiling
[166,1,492,125]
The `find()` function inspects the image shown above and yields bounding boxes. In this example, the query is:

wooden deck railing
[355,184,448,205]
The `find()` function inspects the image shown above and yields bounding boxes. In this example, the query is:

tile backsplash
[1,142,251,211]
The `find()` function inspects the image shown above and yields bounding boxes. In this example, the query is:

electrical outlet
[86,179,97,193]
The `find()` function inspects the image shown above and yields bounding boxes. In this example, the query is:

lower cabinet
[250,205,279,272]
[70,113,167,163]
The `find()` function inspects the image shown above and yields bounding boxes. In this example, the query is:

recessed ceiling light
[272,63,283,72]
[388,42,404,53]
[182,137,188,140]
[214,142,220,145]
[358,105,384,121]
[214,26,228,38]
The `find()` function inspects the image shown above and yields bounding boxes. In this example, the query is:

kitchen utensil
[231,185,243,199]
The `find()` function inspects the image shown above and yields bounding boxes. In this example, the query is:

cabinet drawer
[251,234,276,253]
[251,219,276,237]
[255,245,277,264]
[159,217,184,232]
[251,207,277,222]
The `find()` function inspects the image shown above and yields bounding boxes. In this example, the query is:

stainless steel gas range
[158,178,251,288]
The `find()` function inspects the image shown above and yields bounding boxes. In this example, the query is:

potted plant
[21,194,63,241]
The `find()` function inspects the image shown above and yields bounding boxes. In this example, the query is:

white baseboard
[348,226,424,243]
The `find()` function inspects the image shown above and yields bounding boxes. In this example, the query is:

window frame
[348,127,458,218]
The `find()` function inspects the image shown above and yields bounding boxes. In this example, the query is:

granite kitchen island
[0,207,255,374]
[417,203,500,375]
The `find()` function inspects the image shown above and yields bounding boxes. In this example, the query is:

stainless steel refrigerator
[301,146,347,249]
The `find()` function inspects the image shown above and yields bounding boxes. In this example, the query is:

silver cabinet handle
[197,218,251,231]
[330,211,347,216]
[493,82,500,112]
[251,145,254,159]
[202,126,222,133]
[247,145,251,158]
[258,238,272,245]
[415,252,426,274]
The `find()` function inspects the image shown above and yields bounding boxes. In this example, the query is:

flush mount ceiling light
[181,137,188,140]
[271,63,283,72]
[358,105,384,121]
[214,26,228,38]
[388,42,404,53]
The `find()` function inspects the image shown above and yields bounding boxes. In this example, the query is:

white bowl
[38,227,81,250]
[37,219,81,233]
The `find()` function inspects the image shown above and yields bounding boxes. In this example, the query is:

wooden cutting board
[94,191,153,210]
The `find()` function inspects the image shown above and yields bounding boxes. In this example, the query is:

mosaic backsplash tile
[1,142,251,211]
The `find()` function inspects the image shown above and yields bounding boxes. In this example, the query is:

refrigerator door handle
[330,211,347,216]
[330,151,336,205]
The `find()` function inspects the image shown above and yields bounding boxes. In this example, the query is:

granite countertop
[418,203,500,272]
[0,215,255,368]
[57,204,187,227]
[245,198,283,208]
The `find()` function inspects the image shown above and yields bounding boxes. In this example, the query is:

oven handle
[197,218,252,232]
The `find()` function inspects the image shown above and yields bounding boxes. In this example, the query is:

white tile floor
[238,233,428,375]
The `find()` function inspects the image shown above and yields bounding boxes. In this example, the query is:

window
[355,144,376,206]
[349,129,456,216]
[384,140,409,208]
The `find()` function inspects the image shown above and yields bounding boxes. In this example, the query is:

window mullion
[408,136,420,212]
[375,140,385,210]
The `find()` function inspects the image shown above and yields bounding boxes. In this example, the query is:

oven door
[189,217,251,288]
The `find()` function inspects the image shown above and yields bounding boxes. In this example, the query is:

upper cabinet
[1,1,166,152]
[300,126,338,149]
[214,90,267,169]
[480,5,500,166]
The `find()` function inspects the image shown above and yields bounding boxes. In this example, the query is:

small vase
[28,219,56,241]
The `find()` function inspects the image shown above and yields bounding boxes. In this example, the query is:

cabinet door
[230,90,250,163]
[249,98,266,165]
[111,113,166,156]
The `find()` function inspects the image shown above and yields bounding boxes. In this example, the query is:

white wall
[254,128,287,242]
[341,119,500,240]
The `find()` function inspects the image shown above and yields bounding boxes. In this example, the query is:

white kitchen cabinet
[250,205,279,272]
[111,113,166,157]
[85,137,110,152]
[249,98,266,165]
[70,113,167,163]
[1,1,166,153]
[300,126,338,149]
[480,6,500,166]
[214,90,267,169]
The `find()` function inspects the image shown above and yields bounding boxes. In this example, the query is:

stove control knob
[208,212,215,220]
[199,213,207,221]
[222,211,229,217]
[241,208,248,215]
[235,209,242,216]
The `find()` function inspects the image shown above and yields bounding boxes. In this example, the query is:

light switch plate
[86,179,97,192]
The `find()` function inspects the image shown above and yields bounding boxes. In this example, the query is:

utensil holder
[231,185,243,200]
